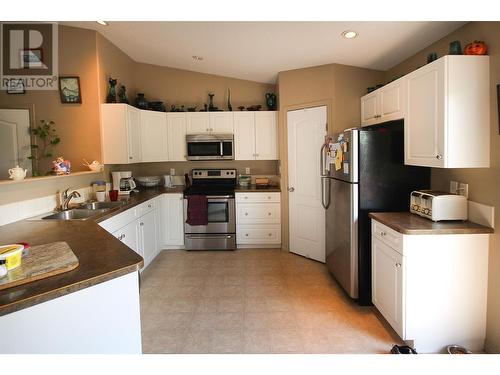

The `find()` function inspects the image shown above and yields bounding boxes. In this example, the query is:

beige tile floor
[139,249,402,354]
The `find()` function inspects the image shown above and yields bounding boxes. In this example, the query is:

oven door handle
[206,195,234,199]
[185,234,235,239]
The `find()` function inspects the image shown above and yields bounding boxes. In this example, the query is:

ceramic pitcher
[8,165,27,181]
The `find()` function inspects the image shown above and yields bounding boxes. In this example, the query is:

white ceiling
[64,21,466,84]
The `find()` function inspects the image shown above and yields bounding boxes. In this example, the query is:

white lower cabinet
[235,192,281,247]
[371,219,489,353]
[101,197,160,271]
[159,193,185,248]
[113,220,141,257]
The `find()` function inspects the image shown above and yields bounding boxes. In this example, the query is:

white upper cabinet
[234,112,256,160]
[405,56,490,168]
[101,104,141,164]
[186,113,210,134]
[167,113,187,161]
[234,111,278,160]
[360,78,405,126]
[140,110,168,162]
[210,112,234,133]
[255,112,278,160]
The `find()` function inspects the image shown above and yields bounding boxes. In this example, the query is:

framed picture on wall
[59,76,82,104]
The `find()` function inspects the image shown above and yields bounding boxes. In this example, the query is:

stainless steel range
[184,168,236,250]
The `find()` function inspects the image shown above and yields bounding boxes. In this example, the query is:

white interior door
[287,106,327,262]
[0,109,32,179]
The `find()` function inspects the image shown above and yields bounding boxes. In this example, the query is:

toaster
[410,190,468,221]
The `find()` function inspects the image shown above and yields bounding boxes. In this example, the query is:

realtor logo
[1,22,58,91]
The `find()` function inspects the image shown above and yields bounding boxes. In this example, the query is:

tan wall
[385,21,500,353]
[96,33,136,105]
[277,63,384,250]
[104,160,279,182]
[0,25,101,175]
[134,62,275,111]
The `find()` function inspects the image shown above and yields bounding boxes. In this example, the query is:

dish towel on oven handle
[186,195,209,226]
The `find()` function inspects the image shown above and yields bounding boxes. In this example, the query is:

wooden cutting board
[0,241,79,291]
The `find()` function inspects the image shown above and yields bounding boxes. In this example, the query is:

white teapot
[8,165,27,181]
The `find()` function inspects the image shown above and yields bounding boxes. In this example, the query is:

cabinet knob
[436,154,443,160]
[395,263,401,268]
[245,233,249,237]
[288,187,295,192]
[380,231,386,236]
[244,196,248,199]
[268,212,271,216]
[129,156,133,160]
[148,204,152,208]
[140,222,144,226]
[245,212,248,216]
[268,233,272,236]
[122,234,126,239]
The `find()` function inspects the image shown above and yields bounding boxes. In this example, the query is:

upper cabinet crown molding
[360,55,490,169]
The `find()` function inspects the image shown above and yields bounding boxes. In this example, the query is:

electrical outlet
[245,167,251,175]
[450,181,458,194]
[458,183,469,199]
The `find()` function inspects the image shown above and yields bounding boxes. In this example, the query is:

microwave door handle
[220,141,223,157]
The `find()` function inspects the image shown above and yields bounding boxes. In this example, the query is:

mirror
[0,108,33,180]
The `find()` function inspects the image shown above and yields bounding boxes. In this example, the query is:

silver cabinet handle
[436,154,443,160]
[148,204,152,208]
[268,233,272,236]
[129,156,133,160]
[140,222,144,226]
[267,196,271,199]
[244,196,248,199]
[380,231,386,236]
[288,187,295,192]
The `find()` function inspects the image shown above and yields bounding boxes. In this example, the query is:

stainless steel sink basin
[79,201,126,210]
[41,208,109,220]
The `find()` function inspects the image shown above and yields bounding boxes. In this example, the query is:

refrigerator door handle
[321,177,331,209]
[320,143,328,177]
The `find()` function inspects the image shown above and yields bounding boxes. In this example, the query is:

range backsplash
[104,160,280,183]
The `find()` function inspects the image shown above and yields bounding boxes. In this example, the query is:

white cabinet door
[140,110,168,162]
[159,194,185,247]
[405,59,445,167]
[138,209,158,269]
[255,111,278,160]
[360,91,379,126]
[379,78,405,123]
[210,112,234,133]
[372,236,404,338]
[114,220,141,257]
[167,113,187,161]
[234,112,255,160]
[126,107,142,163]
[186,113,210,134]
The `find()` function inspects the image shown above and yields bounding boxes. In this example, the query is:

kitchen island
[0,186,183,354]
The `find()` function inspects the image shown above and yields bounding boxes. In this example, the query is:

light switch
[458,183,469,199]
[450,181,458,194]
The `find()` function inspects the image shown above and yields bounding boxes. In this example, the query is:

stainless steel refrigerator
[321,120,430,305]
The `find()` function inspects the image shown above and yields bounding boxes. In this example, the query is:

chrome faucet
[61,188,81,211]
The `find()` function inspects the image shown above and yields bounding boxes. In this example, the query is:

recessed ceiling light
[96,21,108,26]
[341,30,358,39]
[192,55,204,61]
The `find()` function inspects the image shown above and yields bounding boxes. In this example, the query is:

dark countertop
[235,185,281,193]
[0,186,184,316]
[369,212,494,235]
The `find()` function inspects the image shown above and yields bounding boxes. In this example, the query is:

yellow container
[0,244,24,271]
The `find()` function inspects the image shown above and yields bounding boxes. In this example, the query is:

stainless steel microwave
[186,134,234,161]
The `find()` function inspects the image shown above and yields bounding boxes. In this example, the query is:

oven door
[184,196,235,234]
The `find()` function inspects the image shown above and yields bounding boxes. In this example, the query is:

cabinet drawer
[372,220,403,253]
[236,203,281,224]
[98,207,137,233]
[237,224,281,244]
[136,198,157,217]
[235,192,280,203]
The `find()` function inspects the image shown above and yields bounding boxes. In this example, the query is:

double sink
[31,201,127,221]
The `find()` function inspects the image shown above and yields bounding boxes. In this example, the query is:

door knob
[288,187,295,192]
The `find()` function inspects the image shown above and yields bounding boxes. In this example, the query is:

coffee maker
[111,171,136,195]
